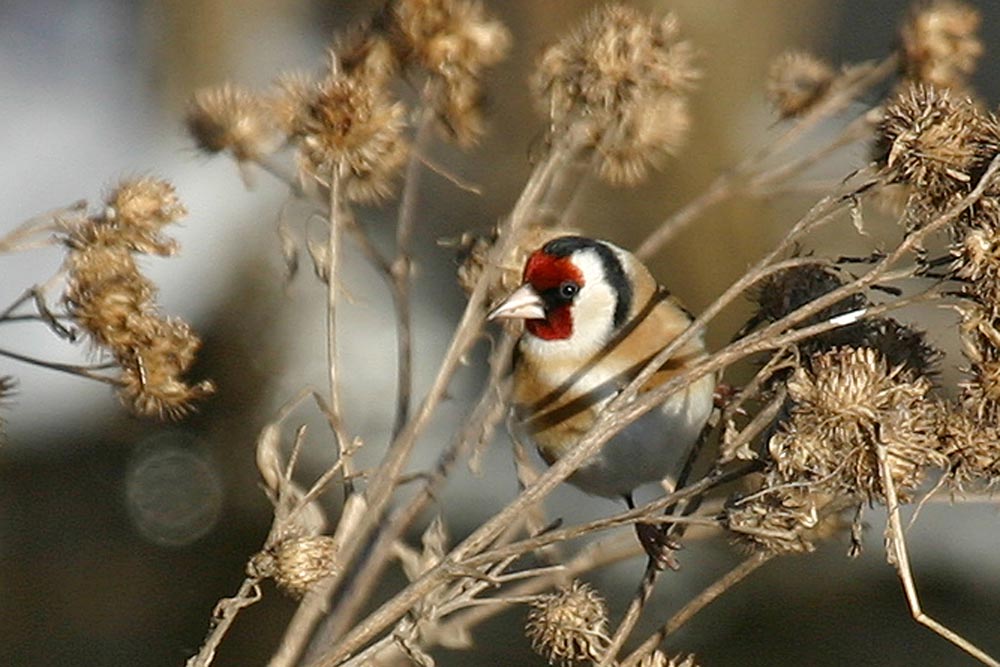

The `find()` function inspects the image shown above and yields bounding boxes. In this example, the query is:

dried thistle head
[281,61,408,203]
[525,580,609,666]
[725,479,822,554]
[770,347,946,503]
[62,179,214,419]
[766,51,835,119]
[118,318,216,420]
[186,84,279,162]
[391,0,511,145]
[751,263,865,331]
[937,404,1000,490]
[900,0,983,91]
[68,177,189,256]
[252,534,339,598]
[531,4,699,185]
[874,83,997,206]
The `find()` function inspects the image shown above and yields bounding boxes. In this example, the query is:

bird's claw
[635,522,682,571]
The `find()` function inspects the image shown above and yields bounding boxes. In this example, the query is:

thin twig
[185,577,263,667]
[620,553,773,667]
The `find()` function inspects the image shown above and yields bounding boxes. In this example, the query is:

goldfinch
[488,235,715,567]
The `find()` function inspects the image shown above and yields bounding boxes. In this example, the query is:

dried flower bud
[725,481,821,554]
[63,180,213,419]
[118,318,216,420]
[532,4,699,185]
[937,405,1000,490]
[766,51,835,119]
[874,83,998,206]
[268,535,339,598]
[186,84,278,162]
[901,0,982,90]
[390,0,511,145]
[770,347,946,503]
[281,63,408,203]
[525,580,609,666]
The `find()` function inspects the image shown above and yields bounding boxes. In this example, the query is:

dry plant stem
[310,136,585,667]
[616,154,1000,450]
[620,553,774,667]
[876,442,1000,666]
[185,577,262,667]
[598,562,660,667]
[318,156,998,665]
[390,109,435,438]
[0,201,80,253]
[0,347,120,385]
[636,54,897,259]
[326,168,351,452]
[318,334,516,644]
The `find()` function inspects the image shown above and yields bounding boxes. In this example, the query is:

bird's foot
[713,382,737,409]
[634,522,682,571]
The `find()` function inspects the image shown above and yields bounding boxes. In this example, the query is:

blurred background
[2,1,1000,665]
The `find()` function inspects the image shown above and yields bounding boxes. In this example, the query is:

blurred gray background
[2,1,999,666]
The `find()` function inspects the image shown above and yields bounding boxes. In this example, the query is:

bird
[488,235,716,568]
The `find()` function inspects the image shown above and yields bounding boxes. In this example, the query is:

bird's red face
[521,250,584,341]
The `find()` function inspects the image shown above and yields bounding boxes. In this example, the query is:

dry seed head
[284,65,408,203]
[770,347,946,503]
[937,404,1000,490]
[766,51,835,119]
[525,580,609,667]
[266,535,339,598]
[959,356,1000,424]
[118,318,215,420]
[532,4,698,184]
[186,84,278,162]
[392,0,510,75]
[901,0,982,90]
[597,95,691,186]
[875,83,996,205]
[725,480,822,555]
[391,0,510,145]
[106,177,186,230]
[66,246,155,351]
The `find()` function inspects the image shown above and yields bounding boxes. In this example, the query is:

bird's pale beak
[488,284,546,321]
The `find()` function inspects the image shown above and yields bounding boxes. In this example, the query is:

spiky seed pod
[770,348,946,504]
[258,535,340,598]
[390,0,510,145]
[725,481,822,554]
[938,404,1000,490]
[900,0,982,91]
[748,264,940,378]
[118,318,216,420]
[186,84,279,162]
[752,263,866,331]
[455,225,580,303]
[63,180,214,419]
[525,581,609,667]
[531,4,699,185]
[874,83,998,207]
[281,64,408,204]
[69,177,190,256]
[766,51,835,119]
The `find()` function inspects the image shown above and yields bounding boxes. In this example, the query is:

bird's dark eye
[559,281,580,299]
